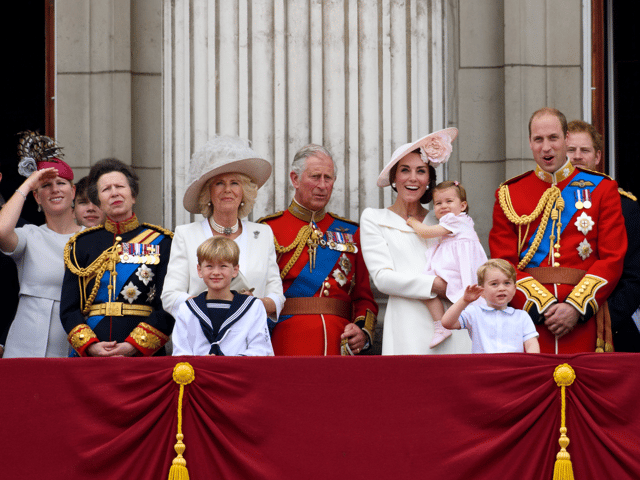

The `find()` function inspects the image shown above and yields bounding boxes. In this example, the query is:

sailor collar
[534,159,575,185]
[288,199,326,223]
[105,214,140,234]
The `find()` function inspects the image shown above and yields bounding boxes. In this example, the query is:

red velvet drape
[2,354,640,479]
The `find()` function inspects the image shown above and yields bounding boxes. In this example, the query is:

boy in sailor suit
[172,237,273,356]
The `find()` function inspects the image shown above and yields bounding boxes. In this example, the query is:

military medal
[574,212,594,235]
[326,230,359,254]
[583,189,592,209]
[574,190,584,210]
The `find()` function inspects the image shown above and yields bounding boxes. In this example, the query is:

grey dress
[1,224,79,357]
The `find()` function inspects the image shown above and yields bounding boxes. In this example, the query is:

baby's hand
[463,284,484,303]
[406,216,420,229]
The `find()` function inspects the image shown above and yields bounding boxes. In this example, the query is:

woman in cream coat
[161,136,285,324]
[360,129,471,355]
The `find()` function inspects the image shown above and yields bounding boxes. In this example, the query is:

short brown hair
[567,120,603,154]
[432,180,469,213]
[477,259,516,285]
[197,236,240,266]
[87,158,139,207]
[528,107,568,138]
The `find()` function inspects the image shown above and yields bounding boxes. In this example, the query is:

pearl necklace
[210,217,239,235]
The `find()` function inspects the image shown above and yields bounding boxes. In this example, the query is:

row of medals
[308,225,358,254]
[119,242,161,265]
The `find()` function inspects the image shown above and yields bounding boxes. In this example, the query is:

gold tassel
[168,363,195,480]
[552,364,576,480]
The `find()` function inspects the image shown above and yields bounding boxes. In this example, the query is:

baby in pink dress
[407,181,488,348]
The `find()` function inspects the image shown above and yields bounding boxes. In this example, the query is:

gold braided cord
[498,184,561,270]
[64,237,121,315]
[273,224,313,279]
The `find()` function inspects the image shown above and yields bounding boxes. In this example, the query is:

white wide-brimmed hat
[183,135,272,213]
[376,127,458,187]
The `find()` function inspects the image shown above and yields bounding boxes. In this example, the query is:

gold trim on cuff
[68,324,98,351]
[565,274,606,315]
[516,277,556,313]
[130,322,169,352]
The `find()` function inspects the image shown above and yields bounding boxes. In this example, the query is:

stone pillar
[162,0,448,229]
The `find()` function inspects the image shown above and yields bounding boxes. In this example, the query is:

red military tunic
[259,201,378,355]
[489,161,626,353]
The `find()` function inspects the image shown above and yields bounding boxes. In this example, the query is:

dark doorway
[607,1,640,194]
[0,0,48,225]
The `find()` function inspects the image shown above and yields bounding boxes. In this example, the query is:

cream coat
[360,208,471,355]
[161,219,285,320]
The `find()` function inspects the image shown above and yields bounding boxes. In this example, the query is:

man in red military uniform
[259,144,378,355]
[489,108,626,353]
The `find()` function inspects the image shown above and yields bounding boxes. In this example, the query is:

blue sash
[523,171,603,267]
[280,217,357,322]
[186,291,256,356]
[87,232,165,330]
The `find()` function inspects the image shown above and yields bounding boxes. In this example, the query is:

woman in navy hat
[0,131,82,357]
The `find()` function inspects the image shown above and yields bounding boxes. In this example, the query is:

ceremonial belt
[524,267,587,285]
[281,297,352,320]
[88,302,153,317]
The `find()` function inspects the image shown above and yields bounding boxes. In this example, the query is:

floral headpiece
[418,131,455,165]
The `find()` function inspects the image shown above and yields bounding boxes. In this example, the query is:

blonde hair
[197,172,258,219]
[197,237,240,266]
[477,258,516,285]
[432,180,469,213]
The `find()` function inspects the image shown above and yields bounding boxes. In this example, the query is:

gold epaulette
[574,165,613,180]
[142,223,174,238]
[257,211,284,223]
[499,170,534,187]
[66,225,104,246]
[619,188,637,202]
[329,212,359,226]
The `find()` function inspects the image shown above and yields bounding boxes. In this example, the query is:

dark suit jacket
[609,193,640,352]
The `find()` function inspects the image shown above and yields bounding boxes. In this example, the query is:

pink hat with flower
[16,131,74,181]
[377,127,458,187]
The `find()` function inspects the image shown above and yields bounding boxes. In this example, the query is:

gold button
[141,335,147,342]
[584,281,590,286]
[574,292,581,297]
[324,282,331,288]
[79,334,85,340]
[554,262,560,267]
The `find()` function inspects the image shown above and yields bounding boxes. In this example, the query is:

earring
[391,182,396,189]
[240,201,245,206]
[207,201,212,206]
[425,185,430,191]
[37,204,42,212]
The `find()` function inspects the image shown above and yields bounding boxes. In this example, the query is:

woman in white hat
[359,129,471,355]
[161,135,285,324]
